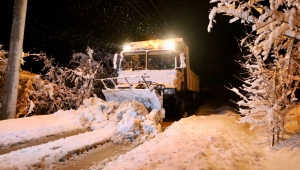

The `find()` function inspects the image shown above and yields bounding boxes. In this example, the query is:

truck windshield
[121,52,146,70]
[147,50,175,70]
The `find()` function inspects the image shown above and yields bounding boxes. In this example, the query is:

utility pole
[0,0,28,120]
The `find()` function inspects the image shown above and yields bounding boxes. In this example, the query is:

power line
[125,0,150,23]
[149,0,169,27]
[139,0,156,18]
[138,0,166,28]
[159,0,171,19]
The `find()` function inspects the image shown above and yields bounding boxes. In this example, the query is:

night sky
[0,0,246,103]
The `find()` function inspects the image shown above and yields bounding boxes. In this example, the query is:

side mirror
[117,51,124,70]
[180,53,186,68]
[113,53,118,69]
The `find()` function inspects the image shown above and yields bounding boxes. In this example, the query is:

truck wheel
[179,83,187,118]
[177,97,187,119]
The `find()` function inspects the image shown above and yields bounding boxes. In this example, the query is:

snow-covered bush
[0,45,7,112]
[208,0,300,146]
[25,47,118,117]
[0,45,118,117]
[0,45,39,118]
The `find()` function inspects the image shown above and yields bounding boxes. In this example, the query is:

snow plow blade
[102,89,162,111]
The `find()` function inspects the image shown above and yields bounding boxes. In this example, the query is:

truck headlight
[123,44,131,52]
[164,41,175,50]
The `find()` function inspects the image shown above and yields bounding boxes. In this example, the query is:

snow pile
[54,97,164,143]
[0,96,164,169]
[93,112,264,170]
[1,104,300,169]
[0,96,164,148]
[90,112,300,170]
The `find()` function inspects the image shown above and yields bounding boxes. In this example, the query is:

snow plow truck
[100,38,200,119]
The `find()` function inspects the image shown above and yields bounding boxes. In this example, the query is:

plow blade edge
[102,89,162,111]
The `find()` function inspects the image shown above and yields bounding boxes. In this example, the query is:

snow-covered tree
[208,0,300,146]
[24,48,118,117]
[0,45,118,118]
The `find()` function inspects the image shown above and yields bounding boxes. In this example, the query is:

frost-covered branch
[208,0,300,43]
[209,0,300,147]
[23,48,118,116]
[0,44,118,118]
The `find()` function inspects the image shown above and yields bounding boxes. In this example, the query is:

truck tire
[176,83,187,119]
[163,98,175,120]
[177,98,187,118]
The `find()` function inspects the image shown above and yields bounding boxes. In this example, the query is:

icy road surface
[0,97,299,170]
[0,97,164,169]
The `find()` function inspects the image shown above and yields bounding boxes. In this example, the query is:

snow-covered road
[0,97,299,170]
[0,96,164,169]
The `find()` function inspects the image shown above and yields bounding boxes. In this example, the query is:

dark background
[0,0,246,107]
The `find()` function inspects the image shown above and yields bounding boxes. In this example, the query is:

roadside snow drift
[0,96,164,169]
[1,99,300,170]
[92,111,300,170]
[97,113,263,170]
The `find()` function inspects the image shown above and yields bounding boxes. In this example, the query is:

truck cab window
[122,52,146,70]
[132,54,146,70]
[120,56,131,70]
[148,50,175,70]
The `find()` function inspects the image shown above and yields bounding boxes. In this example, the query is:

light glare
[123,44,131,51]
[164,41,175,50]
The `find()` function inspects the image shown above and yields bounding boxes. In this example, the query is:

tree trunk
[0,0,28,120]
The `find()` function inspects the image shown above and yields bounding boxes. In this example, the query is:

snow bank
[0,129,113,170]
[0,96,165,169]
[88,110,299,170]
[1,101,300,169]
[95,112,265,170]
[0,96,164,148]
[54,97,164,143]
[0,114,82,148]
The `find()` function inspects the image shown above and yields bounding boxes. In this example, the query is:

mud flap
[102,89,162,111]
